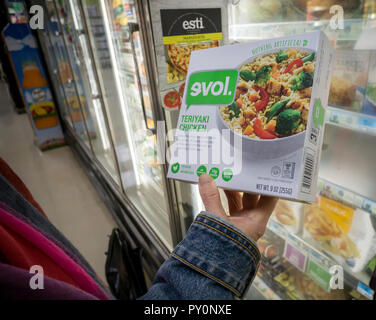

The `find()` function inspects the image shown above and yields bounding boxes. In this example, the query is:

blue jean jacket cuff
[171,211,261,298]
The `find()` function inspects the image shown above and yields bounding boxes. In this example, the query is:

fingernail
[199,173,212,185]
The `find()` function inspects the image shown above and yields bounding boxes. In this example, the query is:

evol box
[167,31,335,203]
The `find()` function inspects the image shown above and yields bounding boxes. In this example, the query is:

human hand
[198,174,278,241]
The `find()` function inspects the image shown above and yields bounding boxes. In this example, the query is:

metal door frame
[71,0,124,191]
[134,0,183,246]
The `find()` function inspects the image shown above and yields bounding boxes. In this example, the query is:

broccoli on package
[167,31,334,203]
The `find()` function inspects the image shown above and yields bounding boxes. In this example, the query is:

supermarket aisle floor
[0,81,116,283]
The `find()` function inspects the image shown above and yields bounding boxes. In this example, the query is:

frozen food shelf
[317,177,376,217]
[266,219,373,298]
[326,106,376,136]
[250,276,282,300]
[230,18,368,43]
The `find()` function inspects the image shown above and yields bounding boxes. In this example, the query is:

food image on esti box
[167,31,335,203]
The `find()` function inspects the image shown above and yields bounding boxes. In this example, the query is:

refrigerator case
[35,0,376,299]
[148,0,376,300]
[149,0,231,237]
[97,0,175,250]
[55,0,124,184]
[223,0,376,300]
[32,0,176,278]
[72,0,178,249]
[43,0,94,151]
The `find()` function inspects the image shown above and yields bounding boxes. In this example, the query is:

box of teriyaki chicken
[167,31,335,203]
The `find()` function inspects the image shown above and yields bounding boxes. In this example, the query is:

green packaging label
[186,70,238,109]
[313,98,325,128]
[307,260,331,291]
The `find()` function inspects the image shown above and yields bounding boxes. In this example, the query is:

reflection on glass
[43,19,72,128]
[82,0,172,249]
[44,0,91,148]
[54,0,119,183]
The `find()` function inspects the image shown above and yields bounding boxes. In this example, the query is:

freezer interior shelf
[230,18,372,44]
[326,106,376,136]
[254,226,373,300]
[248,276,282,300]
[266,219,373,297]
[317,177,376,217]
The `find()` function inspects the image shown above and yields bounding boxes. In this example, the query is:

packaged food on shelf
[274,267,348,299]
[271,200,305,234]
[363,0,376,18]
[306,0,364,21]
[363,52,376,116]
[159,8,223,85]
[168,31,334,203]
[231,0,307,24]
[328,50,371,112]
[302,196,376,273]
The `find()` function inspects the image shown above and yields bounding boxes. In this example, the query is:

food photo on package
[167,31,335,203]
[303,196,376,274]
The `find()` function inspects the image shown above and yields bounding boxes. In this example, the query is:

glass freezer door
[53,0,121,184]
[38,2,72,130]
[79,0,173,250]
[43,0,92,148]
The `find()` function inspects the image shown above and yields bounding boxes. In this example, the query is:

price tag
[267,219,288,239]
[356,282,374,300]
[307,259,331,291]
[283,241,308,272]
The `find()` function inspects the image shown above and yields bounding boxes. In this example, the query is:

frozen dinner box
[167,31,335,203]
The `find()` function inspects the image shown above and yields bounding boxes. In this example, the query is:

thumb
[198,174,226,217]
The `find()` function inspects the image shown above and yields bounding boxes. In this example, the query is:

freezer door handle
[128,22,139,33]
[128,22,155,134]
[91,94,102,100]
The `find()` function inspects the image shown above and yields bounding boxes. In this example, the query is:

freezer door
[52,0,121,185]
[41,0,92,150]
[35,6,72,130]
[78,0,174,250]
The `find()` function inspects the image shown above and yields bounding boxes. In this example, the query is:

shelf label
[267,219,288,239]
[284,241,308,272]
[356,282,374,300]
[307,259,331,291]
[358,114,376,128]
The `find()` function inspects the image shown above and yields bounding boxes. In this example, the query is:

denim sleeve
[140,211,261,300]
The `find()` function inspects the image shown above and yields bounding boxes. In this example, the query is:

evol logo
[186,70,238,109]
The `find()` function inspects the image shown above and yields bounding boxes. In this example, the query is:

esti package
[167,31,335,203]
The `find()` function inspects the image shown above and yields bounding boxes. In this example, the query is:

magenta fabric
[0,200,111,296]
[0,207,109,300]
[0,263,98,300]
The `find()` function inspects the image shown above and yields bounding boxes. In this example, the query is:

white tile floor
[0,81,116,283]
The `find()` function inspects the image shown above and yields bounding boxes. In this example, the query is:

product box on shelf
[303,196,376,273]
[167,31,334,203]
[363,52,376,117]
[329,49,371,112]
[270,200,305,234]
